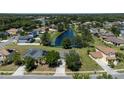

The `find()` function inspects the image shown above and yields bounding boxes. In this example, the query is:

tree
[65,50,81,71]
[116,52,124,62]
[0,33,8,40]
[73,36,83,48]
[57,23,65,32]
[41,32,51,46]
[62,38,72,49]
[10,52,22,66]
[108,61,115,68]
[81,28,94,47]
[45,50,60,67]
[111,26,120,37]
[24,56,36,72]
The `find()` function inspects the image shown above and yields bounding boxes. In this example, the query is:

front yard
[25,65,56,75]
[5,44,103,73]
[0,64,18,75]
[66,48,103,74]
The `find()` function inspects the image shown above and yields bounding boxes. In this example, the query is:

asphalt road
[0,75,72,79]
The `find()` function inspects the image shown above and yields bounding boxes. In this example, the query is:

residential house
[24,48,46,59]
[103,37,124,46]
[103,21,113,29]
[18,36,34,43]
[89,28,99,34]
[89,51,103,59]
[6,28,18,36]
[28,30,39,38]
[96,46,116,63]
[0,49,10,64]
[99,32,115,38]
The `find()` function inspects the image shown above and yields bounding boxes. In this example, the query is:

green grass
[50,31,61,45]
[76,48,103,71]
[66,48,103,72]
[6,44,103,71]
[114,62,124,69]
[0,64,18,71]
[5,43,64,55]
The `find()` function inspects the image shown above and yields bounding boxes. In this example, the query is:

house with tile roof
[96,46,116,63]
[89,51,103,59]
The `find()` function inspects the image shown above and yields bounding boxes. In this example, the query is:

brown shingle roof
[96,46,116,55]
[89,51,103,58]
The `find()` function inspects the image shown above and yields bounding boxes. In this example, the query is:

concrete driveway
[90,56,119,78]
[54,59,66,76]
[12,66,25,76]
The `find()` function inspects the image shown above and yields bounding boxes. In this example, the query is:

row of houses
[0,48,47,65]
[90,27,124,46]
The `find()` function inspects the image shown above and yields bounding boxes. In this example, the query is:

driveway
[53,59,66,76]
[12,66,25,76]
[90,56,119,78]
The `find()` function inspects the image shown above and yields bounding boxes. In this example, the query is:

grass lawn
[34,65,55,72]
[6,43,103,72]
[5,43,64,55]
[0,64,18,71]
[25,65,56,75]
[50,31,61,45]
[114,62,124,69]
[76,48,103,71]
[65,48,103,73]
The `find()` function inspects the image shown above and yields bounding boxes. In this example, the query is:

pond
[54,28,75,46]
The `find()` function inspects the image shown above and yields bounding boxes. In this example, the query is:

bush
[9,52,22,66]
[73,73,90,79]
[108,62,115,68]
[97,73,113,79]
[24,57,36,72]
[116,52,124,62]
[45,50,60,67]
[120,47,124,51]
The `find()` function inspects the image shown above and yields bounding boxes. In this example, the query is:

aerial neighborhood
[0,14,124,79]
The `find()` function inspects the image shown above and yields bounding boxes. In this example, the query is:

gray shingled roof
[105,37,124,44]
[24,48,44,59]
